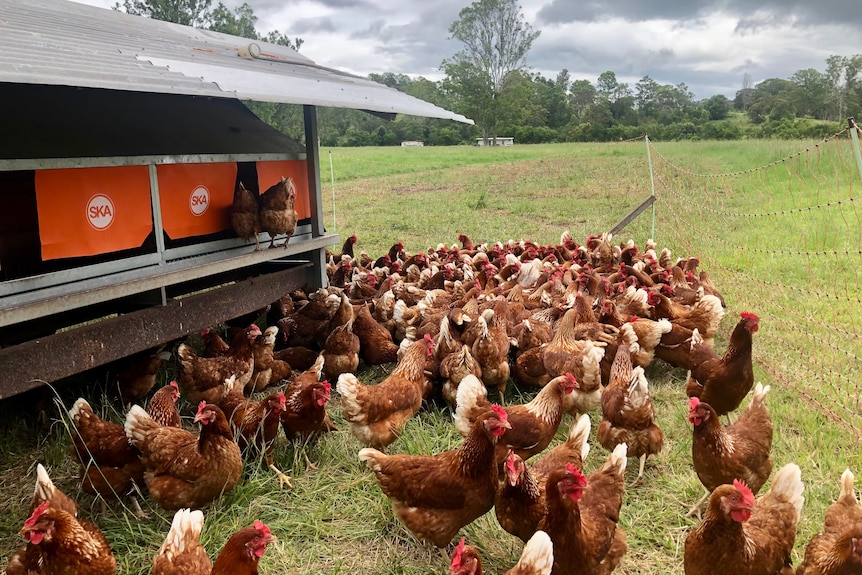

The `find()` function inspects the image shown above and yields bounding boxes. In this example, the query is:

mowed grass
[2,140,861,575]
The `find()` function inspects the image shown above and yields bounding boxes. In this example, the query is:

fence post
[329,150,337,232]
[849,118,862,184]
[645,134,656,240]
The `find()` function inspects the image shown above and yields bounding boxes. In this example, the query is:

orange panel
[35,166,153,261]
[158,163,238,239]
[256,160,311,220]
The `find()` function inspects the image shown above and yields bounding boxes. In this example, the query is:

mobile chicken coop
[0,0,472,399]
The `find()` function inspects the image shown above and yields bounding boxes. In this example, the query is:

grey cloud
[351,19,387,40]
[288,16,338,34]
[535,0,862,27]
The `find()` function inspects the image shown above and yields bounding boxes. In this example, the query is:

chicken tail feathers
[159,508,205,556]
[568,414,592,462]
[608,443,628,476]
[358,447,385,472]
[514,530,554,575]
[454,375,489,436]
[177,343,197,365]
[749,382,771,410]
[336,373,362,421]
[124,404,158,446]
[34,463,55,502]
[769,463,805,520]
[840,468,856,501]
[69,397,93,421]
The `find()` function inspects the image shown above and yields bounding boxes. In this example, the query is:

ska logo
[86,194,115,230]
[190,185,210,216]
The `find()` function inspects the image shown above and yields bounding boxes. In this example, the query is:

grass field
[2,140,861,574]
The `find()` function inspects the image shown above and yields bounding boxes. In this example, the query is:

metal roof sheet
[0,0,473,124]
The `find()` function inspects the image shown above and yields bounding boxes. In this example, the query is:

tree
[442,0,540,142]
[569,79,597,122]
[635,75,659,116]
[701,95,731,121]
[115,0,212,27]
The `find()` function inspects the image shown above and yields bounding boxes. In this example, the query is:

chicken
[322,317,360,381]
[686,312,760,417]
[597,341,664,484]
[441,344,483,408]
[147,381,182,428]
[337,334,434,448]
[124,401,243,510]
[113,346,172,404]
[6,500,117,575]
[246,326,281,394]
[326,233,358,263]
[449,537,483,575]
[797,469,862,575]
[258,176,297,249]
[358,406,511,548]
[505,531,555,575]
[598,300,671,367]
[177,324,261,405]
[201,327,230,358]
[687,383,774,518]
[528,413,592,487]
[653,322,696,370]
[68,398,146,502]
[29,464,79,517]
[352,302,399,365]
[683,463,805,575]
[454,373,577,464]
[152,510,276,575]
[218,391,290,488]
[537,444,628,575]
[471,300,511,399]
[231,182,261,251]
[449,531,554,575]
[151,508,211,575]
[539,306,607,416]
[279,355,337,469]
[211,520,276,575]
[647,291,724,347]
[496,451,547,543]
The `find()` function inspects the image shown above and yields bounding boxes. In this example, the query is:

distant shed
[0,0,472,398]
[476,137,514,146]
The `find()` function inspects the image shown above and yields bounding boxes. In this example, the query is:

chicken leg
[269,462,293,489]
[685,490,710,519]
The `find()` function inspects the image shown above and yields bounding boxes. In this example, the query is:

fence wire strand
[648,131,862,433]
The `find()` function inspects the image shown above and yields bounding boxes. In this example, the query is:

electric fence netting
[647,125,862,433]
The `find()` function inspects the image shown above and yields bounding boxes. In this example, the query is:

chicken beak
[501,421,513,430]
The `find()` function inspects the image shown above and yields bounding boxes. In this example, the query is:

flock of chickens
[6,231,862,575]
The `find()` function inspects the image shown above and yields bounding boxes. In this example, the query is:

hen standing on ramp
[258,176,297,249]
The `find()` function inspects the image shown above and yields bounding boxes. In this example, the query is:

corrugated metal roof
[0,0,473,124]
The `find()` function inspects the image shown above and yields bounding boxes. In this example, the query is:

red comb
[277,392,286,406]
[505,451,518,474]
[565,462,587,485]
[629,316,638,322]
[740,312,759,320]
[253,519,271,537]
[24,501,50,527]
[170,381,178,389]
[733,479,755,506]
[451,537,466,569]
[197,400,207,414]
[491,404,508,421]
[688,397,700,409]
[321,381,332,395]
[200,327,211,336]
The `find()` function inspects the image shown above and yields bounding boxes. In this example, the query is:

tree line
[115,0,860,145]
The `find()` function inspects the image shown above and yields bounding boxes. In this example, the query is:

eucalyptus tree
[442,0,540,143]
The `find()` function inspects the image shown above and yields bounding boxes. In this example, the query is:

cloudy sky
[71,0,859,100]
